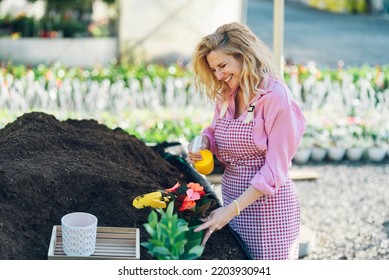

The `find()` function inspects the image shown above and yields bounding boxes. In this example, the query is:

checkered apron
[214,112,300,260]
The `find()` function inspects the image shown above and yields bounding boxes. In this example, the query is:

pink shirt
[202,75,306,195]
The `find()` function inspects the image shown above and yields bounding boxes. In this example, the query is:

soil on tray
[0,112,248,260]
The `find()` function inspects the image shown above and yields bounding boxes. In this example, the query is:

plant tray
[48,226,140,260]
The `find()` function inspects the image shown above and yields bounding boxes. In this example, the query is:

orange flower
[179,197,196,211]
[187,182,205,196]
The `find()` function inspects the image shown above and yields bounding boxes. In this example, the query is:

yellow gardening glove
[132,191,170,209]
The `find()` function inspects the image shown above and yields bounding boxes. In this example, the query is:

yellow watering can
[192,136,214,175]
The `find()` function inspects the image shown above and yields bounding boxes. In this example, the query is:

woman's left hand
[187,136,209,164]
[194,203,237,246]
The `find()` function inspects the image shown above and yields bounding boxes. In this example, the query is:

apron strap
[219,102,228,118]
[219,98,260,122]
[242,99,259,124]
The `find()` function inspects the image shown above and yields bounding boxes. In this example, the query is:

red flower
[179,196,196,211]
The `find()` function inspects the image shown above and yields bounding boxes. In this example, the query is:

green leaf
[147,210,158,227]
[148,239,164,247]
[166,201,175,216]
[171,240,187,252]
[152,246,171,257]
[185,245,204,260]
[143,223,156,237]
[184,226,203,251]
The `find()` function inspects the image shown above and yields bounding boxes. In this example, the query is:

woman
[188,22,306,260]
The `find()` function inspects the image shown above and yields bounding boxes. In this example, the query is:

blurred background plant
[0,0,117,38]
[0,0,388,162]
[1,60,388,163]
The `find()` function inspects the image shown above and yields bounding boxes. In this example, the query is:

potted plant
[345,121,368,161]
[293,135,314,164]
[346,144,367,161]
[141,202,204,260]
[132,181,218,260]
[365,128,388,162]
[327,125,347,161]
[311,144,328,162]
[310,125,329,162]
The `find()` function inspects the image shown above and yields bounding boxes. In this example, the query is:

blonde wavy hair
[192,22,282,104]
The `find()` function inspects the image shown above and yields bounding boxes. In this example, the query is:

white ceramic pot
[293,148,311,164]
[61,212,98,256]
[367,146,387,162]
[311,147,327,162]
[327,147,346,161]
[346,147,365,161]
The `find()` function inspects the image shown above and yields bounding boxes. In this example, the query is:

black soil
[0,112,248,260]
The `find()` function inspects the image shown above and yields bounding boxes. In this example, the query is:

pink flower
[162,181,208,213]
[186,189,200,201]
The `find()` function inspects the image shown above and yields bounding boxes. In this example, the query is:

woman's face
[206,49,243,91]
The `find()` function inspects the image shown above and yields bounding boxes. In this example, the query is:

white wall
[0,38,117,67]
[0,0,245,66]
[118,0,245,63]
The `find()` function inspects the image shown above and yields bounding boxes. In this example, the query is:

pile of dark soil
[0,112,248,260]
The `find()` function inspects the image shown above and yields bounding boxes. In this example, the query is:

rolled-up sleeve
[250,84,306,195]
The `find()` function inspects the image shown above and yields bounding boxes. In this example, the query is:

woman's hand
[194,202,237,246]
[187,135,209,164]
[194,186,264,246]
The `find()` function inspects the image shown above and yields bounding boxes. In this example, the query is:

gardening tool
[132,191,169,209]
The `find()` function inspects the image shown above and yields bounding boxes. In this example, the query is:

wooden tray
[48,226,140,260]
